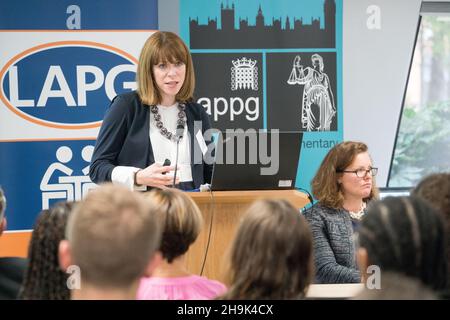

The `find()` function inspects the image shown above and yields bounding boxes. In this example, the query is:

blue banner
[180,0,343,194]
[0,1,158,231]
[0,0,158,30]
[0,140,96,230]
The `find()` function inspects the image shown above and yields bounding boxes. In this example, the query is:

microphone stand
[172,137,180,188]
[172,124,184,188]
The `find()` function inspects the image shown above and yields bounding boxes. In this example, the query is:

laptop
[211,131,303,191]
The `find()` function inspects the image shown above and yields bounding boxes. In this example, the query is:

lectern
[186,190,310,283]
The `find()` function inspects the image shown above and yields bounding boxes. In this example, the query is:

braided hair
[358,196,448,291]
[18,201,75,300]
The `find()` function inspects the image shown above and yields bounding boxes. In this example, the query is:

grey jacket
[303,204,361,284]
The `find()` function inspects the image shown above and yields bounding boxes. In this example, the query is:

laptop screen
[211,131,303,191]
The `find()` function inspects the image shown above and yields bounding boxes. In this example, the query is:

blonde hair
[137,31,195,105]
[66,184,161,288]
[221,199,313,300]
[312,141,379,209]
[144,188,203,263]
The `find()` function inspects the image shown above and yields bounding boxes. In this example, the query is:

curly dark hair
[358,196,448,291]
[18,201,75,300]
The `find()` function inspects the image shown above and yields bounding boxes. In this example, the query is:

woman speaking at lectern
[89,31,213,191]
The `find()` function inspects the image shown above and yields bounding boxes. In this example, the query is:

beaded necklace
[150,102,186,142]
[347,202,367,221]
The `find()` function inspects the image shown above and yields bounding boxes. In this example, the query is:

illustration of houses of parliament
[189,0,336,49]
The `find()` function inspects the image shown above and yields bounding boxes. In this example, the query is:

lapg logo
[0,41,138,129]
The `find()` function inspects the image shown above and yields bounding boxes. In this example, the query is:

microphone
[175,124,184,141]
[172,124,184,187]
[161,158,171,175]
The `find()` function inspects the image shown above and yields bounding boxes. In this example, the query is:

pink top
[137,275,227,300]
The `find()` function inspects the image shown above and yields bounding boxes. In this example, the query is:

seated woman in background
[219,199,313,300]
[303,141,379,284]
[137,188,226,300]
[357,196,448,292]
[19,201,75,300]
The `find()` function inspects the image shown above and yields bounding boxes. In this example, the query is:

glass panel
[389,14,450,187]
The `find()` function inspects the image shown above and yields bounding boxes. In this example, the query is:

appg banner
[180,0,343,193]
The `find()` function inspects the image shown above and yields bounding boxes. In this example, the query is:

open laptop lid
[211,131,303,191]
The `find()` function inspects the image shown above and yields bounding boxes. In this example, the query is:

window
[388,3,450,187]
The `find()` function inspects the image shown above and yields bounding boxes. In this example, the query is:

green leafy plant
[389,100,450,187]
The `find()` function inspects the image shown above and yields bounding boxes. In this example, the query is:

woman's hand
[135,163,179,188]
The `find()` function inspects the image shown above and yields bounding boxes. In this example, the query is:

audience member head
[412,172,450,295]
[221,199,313,300]
[59,184,162,299]
[355,271,437,300]
[357,196,448,291]
[312,141,379,208]
[137,31,195,105]
[144,188,203,263]
[412,172,450,231]
[19,201,75,300]
[0,186,6,235]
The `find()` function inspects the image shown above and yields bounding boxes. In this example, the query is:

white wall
[343,0,422,186]
[158,0,179,33]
